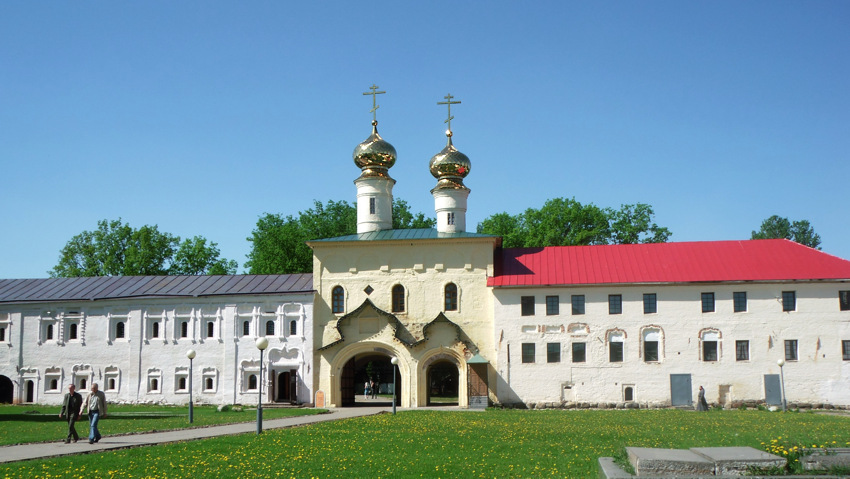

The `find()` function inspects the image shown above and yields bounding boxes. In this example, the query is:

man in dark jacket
[58,384,83,443]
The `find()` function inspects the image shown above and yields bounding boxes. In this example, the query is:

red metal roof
[488,239,850,287]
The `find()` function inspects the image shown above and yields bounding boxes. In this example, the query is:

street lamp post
[256,337,269,434]
[186,349,196,423]
[391,357,399,415]
[777,358,787,412]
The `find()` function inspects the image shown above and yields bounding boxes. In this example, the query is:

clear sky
[1,1,848,278]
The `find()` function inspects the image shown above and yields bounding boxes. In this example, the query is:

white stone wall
[493,282,850,407]
[0,294,313,406]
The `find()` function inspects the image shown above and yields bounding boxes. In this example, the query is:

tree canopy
[50,219,238,277]
[476,198,671,248]
[751,215,821,249]
[245,199,435,274]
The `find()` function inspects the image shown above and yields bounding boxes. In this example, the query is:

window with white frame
[202,368,217,393]
[784,339,798,361]
[702,331,719,361]
[44,367,62,393]
[174,367,189,393]
[63,313,85,342]
[282,303,304,339]
[608,332,624,362]
[104,366,120,393]
[145,311,166,342]
[147,369,162,393]
[72,366,93,392]
[0,313,9,343]
[642,329,661,362]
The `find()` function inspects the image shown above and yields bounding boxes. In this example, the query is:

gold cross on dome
[362,84,386,122]
[437,93,461,132]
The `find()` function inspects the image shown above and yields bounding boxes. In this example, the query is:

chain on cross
[437,93,461,133]
[362,84,386,123]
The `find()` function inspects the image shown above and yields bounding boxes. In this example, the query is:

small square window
[840,291,850,311]
[782,291,796,312]
[736,340,749,361]
[547,343,560,363]
[643,294,657,314]
[545,296,559,315]
[701,293,715,313]
[733,292,747,313]
[784,339,798,361]
[571,342,586,363]
[608,295,622,315]
[521,343,535,363]
[571,295,585,315]
[521,296,535,316]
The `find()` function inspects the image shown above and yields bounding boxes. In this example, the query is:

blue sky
[1,1,848,278]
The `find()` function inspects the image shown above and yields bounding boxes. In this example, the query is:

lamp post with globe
[186,349,196,423]
[256,337,269,434]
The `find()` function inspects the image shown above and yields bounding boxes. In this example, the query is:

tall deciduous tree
[751,215,821,249]
[50,219,237,277]
[245,199,435,274]
[476,198,671,247]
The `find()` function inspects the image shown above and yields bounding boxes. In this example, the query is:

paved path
[0,407,394,464]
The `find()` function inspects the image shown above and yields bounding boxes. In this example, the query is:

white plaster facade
[494,282,850,408]
[0,293,314,406]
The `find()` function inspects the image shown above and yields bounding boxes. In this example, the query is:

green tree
[477,198,671,247]
[245,199,435,274]
[50,219,237,277]
[751,215,821,249]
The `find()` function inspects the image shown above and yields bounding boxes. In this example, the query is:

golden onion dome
[429,131,471,190]
[353,121,396,179]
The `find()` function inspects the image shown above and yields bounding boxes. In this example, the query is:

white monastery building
[2,89,849,409]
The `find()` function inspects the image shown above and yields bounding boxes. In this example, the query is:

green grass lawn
[0,404,324,446]
[0,409,847,478]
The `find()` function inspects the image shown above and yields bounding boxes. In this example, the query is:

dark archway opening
[275,370,297,404]
[25,380,34,403]
[426,360,459,406]
[341,353,401,407]
[0,376,13,404]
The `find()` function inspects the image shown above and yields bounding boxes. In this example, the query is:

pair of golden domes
[353,121,471,190]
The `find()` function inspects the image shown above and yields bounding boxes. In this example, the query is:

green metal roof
[309,228,499,243]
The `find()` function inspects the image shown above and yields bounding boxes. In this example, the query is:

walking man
[58,384,83,443]
[84,383,108,444]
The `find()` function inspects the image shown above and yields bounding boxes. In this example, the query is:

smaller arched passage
[418,350,467,408]
[0,376,13,404]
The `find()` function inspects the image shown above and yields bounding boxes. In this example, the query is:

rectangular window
[447,212,455,225]
[0,326,5,342]
[703,341,718,361]
[784,339,798,361]
[782,291,796,312]
[643,294,657,314]
[843,340,850,360]
[736,340,749,361]
[521,296,535,316]
[545,296,559,315]
[701,292,715,313]
[609,341,623,362]
[521,343,535,363]
[571,295,585,315]
[840,291,850,311]
[608,295,622,315]
[644,341,658,362]
[369,197,376,215]
[733,292,747,313]
[572,342,586,363]
[547,343,560,363]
